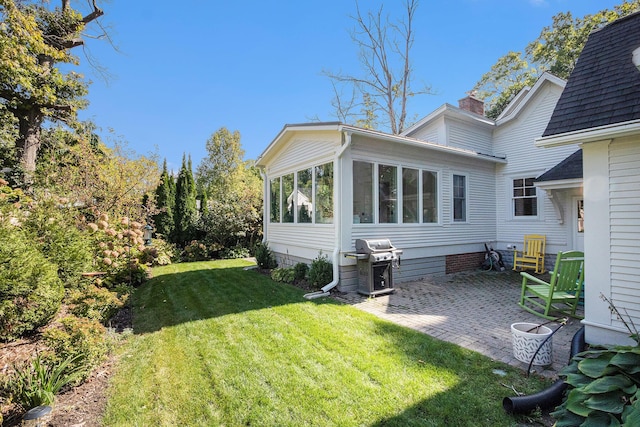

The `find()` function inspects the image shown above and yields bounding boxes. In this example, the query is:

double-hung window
[453,174,467,222]
[513,178,537,217]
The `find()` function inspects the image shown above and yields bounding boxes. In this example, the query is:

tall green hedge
[0,222,63,341]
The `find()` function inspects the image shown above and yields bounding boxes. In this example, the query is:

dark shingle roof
[542,12,640,137]
[536,149,583,182]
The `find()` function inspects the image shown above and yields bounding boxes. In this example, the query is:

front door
[572,197,585,252]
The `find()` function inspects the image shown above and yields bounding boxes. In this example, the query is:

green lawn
[103,259,547,426]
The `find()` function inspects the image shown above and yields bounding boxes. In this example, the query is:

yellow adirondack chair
[518,250,584,320]
[513,234,546,274]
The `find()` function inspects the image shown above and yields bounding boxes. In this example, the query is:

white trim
[452,172,469,223]
[536,121,640,148]
[496,73,566,124]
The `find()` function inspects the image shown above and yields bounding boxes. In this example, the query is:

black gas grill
[347,238,402,296]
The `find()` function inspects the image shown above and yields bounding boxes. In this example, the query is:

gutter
[304,131,352,300]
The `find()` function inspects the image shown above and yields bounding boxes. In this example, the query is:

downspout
[304,130,352,300]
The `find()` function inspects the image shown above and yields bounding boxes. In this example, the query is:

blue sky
[76,0,624,172]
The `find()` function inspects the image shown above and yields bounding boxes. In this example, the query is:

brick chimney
[458,91,484,116]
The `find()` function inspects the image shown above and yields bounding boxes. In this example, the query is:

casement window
[453,174,467,222]
[353,161,374,223]
[269,177,281,223]
[282,173,295,223]
[297,168,313,223]
[353,160,440,224]
[270,162,334,225]
[314,163,334,224]
[379,164,398,223]
[513,177,537,216]
[422,170,438,223]
[402,168,419,223]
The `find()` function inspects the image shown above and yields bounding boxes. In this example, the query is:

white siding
[263,131,341,260]
[609,139,640,329]
[406,116,445,144]
[448,120,493,153]
[346,134,497,259]
[493,82,580,255]
[267,131,340,176]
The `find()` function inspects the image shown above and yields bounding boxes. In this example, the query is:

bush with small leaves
[271,267,296,284]
[294,262,309,281]
[68,284,125,324]
[308,253,333,289]
[0,221,63,341]
[43,315,111,381]
[255,242,277,270]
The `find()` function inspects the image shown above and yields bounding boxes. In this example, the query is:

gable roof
[256,122,506,168]
[542,12,640,137]
[535,149,582,182]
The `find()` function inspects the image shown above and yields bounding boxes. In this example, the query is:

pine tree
[173,154,197,245]
[153,159,175,238]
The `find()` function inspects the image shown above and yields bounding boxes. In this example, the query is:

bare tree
[323,0,432,134]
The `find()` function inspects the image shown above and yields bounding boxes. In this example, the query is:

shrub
[68,284,126,324]
[294,262,309,281]
[308,253,333,288]
[7,353,83,409]
[23,198,92,288]
[255,242,277,270]
[43,315,110,381]
[220,245,250,260]
[137,238,178,266]
[271,267,296,284]
[0,222,63,341]
[182,240,210,262]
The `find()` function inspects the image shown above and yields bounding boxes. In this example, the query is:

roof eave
[536,119,640,148]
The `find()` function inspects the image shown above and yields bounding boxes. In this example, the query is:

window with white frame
[513,177,537,216]
[269,177,281,223]
[269,163,334,225]
[453,174,467,222]
[353,161,374,223]
[353,160,440,224]
[422,170,438,223]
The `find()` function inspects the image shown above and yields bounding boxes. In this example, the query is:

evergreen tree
[173,154,197,245]
[153,159,175,238]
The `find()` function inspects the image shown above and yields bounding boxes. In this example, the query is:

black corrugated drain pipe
[502,326,586,414]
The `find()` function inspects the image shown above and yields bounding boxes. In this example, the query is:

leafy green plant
[220,245,250,260]
[182,240,210,262]
[293,262,309,281]
[308,252,332,288]
[254,242,277,270]
[0,221,63,341]
[22,197,92,288]
[8,353,84,409]
[68,284,126,323]
[43,315,110,380]
[552,295,640,426]
[270,267,295,284]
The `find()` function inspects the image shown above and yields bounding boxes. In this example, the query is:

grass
[103,259,549,426]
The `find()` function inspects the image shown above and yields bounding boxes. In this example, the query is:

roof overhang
[535,178,583,191]
[496,73,566,125]
[536,119,640,148]
[256,122,506,168]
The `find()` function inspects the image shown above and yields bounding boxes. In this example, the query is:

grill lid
[355,238,396,253]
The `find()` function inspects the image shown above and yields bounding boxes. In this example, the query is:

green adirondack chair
[518,250,584,320]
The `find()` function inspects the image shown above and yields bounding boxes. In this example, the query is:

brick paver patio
[333,269,584,379]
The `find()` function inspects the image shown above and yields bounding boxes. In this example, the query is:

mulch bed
[1,306,133,427]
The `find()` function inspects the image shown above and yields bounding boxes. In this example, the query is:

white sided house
[256,72,582,293]
[537,13,640,347]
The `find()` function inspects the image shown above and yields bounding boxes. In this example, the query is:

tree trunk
[17,108,44,182]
